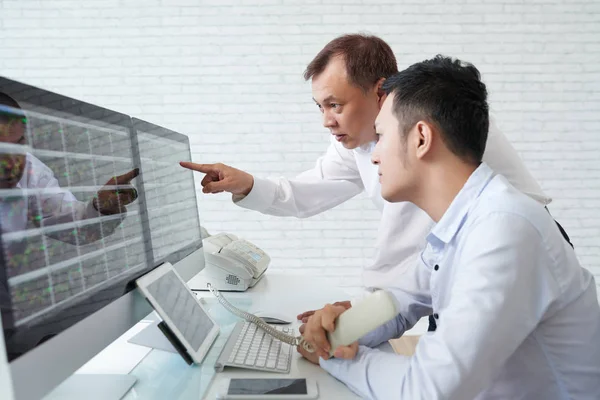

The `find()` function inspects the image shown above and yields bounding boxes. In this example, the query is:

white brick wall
[1,0,599,295]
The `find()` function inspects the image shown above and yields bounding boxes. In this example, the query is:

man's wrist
[233,176,277,212]
[241,176,254,196]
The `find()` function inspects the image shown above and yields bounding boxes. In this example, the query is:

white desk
[76,273,384,399]
[198,273,365,400]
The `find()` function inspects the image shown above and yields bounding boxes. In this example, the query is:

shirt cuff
[320,345,375,373]
[319,345,411,399]
[232,177,278,212]
[84,200,101,219]
[319,346,376,398]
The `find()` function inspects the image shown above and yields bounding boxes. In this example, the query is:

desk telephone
[208,284,398,357]
[194,232,270,291]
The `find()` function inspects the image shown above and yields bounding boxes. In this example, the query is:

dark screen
[228,379,308,395]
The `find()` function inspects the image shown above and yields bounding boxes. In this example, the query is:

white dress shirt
[0,154,122,243]
[319,162,600,400]
[235,119,551,291]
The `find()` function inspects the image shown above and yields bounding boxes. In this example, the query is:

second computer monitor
[131,117,204,282]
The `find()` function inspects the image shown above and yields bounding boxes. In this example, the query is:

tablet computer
[136,262,220,365]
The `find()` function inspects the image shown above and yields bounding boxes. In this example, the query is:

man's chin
[341,136,377,150]
[382,190,406,204]
[340,138,359,150]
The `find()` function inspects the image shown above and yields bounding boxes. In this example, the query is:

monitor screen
[131,118,202,269]
[0,78,150,361]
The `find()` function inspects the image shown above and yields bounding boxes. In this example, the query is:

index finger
[179,161,218,174]
[114,168,140,184]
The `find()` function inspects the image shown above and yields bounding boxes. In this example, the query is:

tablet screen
[146,270,214,351]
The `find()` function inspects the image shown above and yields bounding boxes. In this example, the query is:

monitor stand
[44,375,137,400]
[44,318,176,400]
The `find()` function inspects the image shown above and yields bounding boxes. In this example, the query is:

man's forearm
[320,346,411,400]
[234,176,362,218]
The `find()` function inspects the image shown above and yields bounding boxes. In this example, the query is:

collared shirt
[0,154,121,242]
[319,163,600,400]
[0,154,94,233]
[235,118,551,293]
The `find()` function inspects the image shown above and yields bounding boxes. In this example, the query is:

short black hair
[381,55,489,164]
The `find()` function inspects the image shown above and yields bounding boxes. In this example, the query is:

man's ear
[375,78,386,108]
[415,121,434,160]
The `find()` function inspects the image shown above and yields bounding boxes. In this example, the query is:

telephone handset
[207,284,398,356]
[192,232,271,292]
[325,290,397,357]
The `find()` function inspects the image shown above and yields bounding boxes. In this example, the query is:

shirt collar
[427,162,495,246]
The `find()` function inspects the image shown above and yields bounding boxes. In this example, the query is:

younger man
[300,56,600,400]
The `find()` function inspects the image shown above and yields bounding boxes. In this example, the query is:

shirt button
[434,264,439,271]
[434,313,439,319]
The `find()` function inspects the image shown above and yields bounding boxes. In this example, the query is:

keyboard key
[276,361,287,371]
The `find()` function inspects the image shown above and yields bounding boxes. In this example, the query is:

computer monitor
[0,77,205,400]
[130,117,204,283]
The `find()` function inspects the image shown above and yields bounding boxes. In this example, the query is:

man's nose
[371,147,380,165]
[322,111,337,129]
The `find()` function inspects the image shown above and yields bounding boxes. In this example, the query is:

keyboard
[215,321,293,373]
